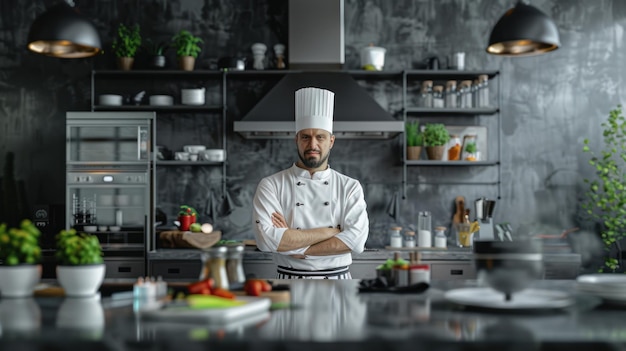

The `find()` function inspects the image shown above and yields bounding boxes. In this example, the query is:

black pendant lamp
[486,1,560,56]
[27,1,101,58]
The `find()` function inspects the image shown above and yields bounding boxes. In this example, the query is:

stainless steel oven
[66,112,156,279]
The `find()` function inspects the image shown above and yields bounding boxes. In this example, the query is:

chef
[252,87,369,279]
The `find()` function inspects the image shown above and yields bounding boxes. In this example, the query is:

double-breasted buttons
[324,201,330,206]
[297,181,305,186]
[324,181,329,185]
[296,202,303,206]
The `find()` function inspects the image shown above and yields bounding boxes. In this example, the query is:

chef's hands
[271,212,288,228]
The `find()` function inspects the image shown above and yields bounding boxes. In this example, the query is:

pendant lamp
[486,1,560,56]
[27,1,101,58]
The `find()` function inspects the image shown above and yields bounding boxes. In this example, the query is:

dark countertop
[148,246,582,263]
[0,279,623,350]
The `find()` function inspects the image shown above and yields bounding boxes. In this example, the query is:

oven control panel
[67,172,147,184]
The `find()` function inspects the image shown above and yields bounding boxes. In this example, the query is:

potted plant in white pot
[0,219,42,297]
[405,120,423,160]
[582,104,626,272]
[423,123,450,160]
[172,30,203,71]
[55,229,105,297]
[144,38,169,69]
[112,23,142,71]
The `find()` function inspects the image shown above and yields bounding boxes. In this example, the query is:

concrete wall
[0,1,620,265]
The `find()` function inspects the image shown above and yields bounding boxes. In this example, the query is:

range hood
[233,0,404,140]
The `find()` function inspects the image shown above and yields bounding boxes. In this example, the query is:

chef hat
[295,87,334,134]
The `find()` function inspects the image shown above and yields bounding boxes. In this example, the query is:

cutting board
[232,290,290,304]
[159,231,221,249]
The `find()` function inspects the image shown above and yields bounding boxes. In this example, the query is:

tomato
[187,279,214,295]
[260,280,272,292]
[245,280,263,296]
[211,288,236,299]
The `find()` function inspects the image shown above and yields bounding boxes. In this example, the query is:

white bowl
[99,94,123,106]
[183,145,206,154]
[109,226,121,232]
[83,226,97,233]
[149,95,173,106]
[98,226,108,232]
[174,152,190,161]
[200,149,226,162]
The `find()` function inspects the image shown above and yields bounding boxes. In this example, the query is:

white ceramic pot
[57,264,106,297]
[360,45,386,70]
[149,95,174,106]
[98,94,123,106]
[200,149,226,162]
[181,87,206,105]
[0,264,42,297]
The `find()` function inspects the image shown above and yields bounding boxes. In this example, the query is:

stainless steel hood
[233,0,404,140]
[233,72,403,139]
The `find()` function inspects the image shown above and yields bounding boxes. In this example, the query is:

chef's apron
[276,174,352,279]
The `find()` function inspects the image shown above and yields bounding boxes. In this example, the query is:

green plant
[179,205,198,216]
[55,229,103,265]
[464,141,477,153]
[0,219,41,266]
[112,23,142,57]
[144,38,169,56]
[405,121,423,147]
[582,105,626,272]
[423,123,450,146]
[172,30,203,58]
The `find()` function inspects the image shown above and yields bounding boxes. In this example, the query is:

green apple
[190,223,202,232]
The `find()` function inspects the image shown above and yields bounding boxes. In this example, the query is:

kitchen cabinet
[401,70,501,199]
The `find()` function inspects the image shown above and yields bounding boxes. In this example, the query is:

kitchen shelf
[156,160,224,166]
[401,70,502,199]
[93,105,223,112]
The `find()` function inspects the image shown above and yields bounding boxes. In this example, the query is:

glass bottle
[199,246,229,290]
[478,74,490,107]
[434,226,447,248]
[419,80,433,108]
[389,226,403,248]
[459,80,473,108]
[404,231,416,248]
[417,211,432,247]
[461,134,479,161]
[226,244,246,285]
[444,80,457,108]
[432,85,444,108]
[447,134,461,161]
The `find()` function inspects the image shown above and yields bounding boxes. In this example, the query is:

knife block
[478,218,495,241]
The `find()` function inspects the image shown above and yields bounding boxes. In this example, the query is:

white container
[149,95,173,106]
[174,152,190,161]
[99,94,122,106]
[181,87,205,105]
[183,145,206,154]
[360,45,386,71]
[418,229,432,247]
[200,149,226,162]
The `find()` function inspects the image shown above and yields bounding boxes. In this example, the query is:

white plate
[138,296,271,324]
[576,274,626,303]
[444,287,574,310]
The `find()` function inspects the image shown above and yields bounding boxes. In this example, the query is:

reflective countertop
[0,279,623,350]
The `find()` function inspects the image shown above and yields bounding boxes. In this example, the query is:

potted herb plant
[0,219,42,297]
[55,229,105,297]
[178,205,198,231]
[582,105,626,272]
[172,30,203,71]
[423,123,450,160]
[144,38,169,69]
[405,120,423,160]
[112,23,142,71]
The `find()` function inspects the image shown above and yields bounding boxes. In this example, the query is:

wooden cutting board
[159,231,221,249]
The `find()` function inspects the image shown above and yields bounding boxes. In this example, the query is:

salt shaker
[404,231,416,248]
[251,43,267,70]
[389,227,403,248]
[434,226,447,248]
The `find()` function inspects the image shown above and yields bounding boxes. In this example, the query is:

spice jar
[404,231,416,248]
[226,244,246,285]
[199,246,229,290]
[447,134,461,161]
[444,80,457,108]
[434,226,447,248]
[432,85,444,108]
[389,226,403,248]
[419,80,433,108]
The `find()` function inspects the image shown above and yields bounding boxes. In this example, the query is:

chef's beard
[298,149,330,169]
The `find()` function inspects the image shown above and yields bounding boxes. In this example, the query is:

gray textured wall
[0,1,620,258]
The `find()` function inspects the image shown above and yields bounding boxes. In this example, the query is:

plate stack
[576,274,626,305]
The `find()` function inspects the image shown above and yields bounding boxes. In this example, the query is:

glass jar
[459,80,473,108]
[389,226,403,248]
[477,74,490,107]
[434,226,447,248]
[419,80,433,108]
[432,85,444,108]
[404,231,416,248]
[461,134,479,161]
[447,134,461,161]
[199,246,229,290]
[417,211,432,247]
[226,244,246,285]
[444,80,457,108]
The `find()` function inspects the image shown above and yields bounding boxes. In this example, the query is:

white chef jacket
[253,164,369,271]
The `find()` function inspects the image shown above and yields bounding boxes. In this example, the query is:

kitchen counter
[1,279,623,351]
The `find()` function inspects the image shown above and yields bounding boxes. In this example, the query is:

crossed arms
[271,212,350,257]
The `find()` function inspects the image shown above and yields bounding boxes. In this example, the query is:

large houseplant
[172,30,203,71]
[405,120,423,160]
[112,23,142,71]
[423,123,450,160]
[55,229,105,297]
[0,219,42,297]
[582,104,626,272]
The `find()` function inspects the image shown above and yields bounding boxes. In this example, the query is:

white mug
[450,52,465,70]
